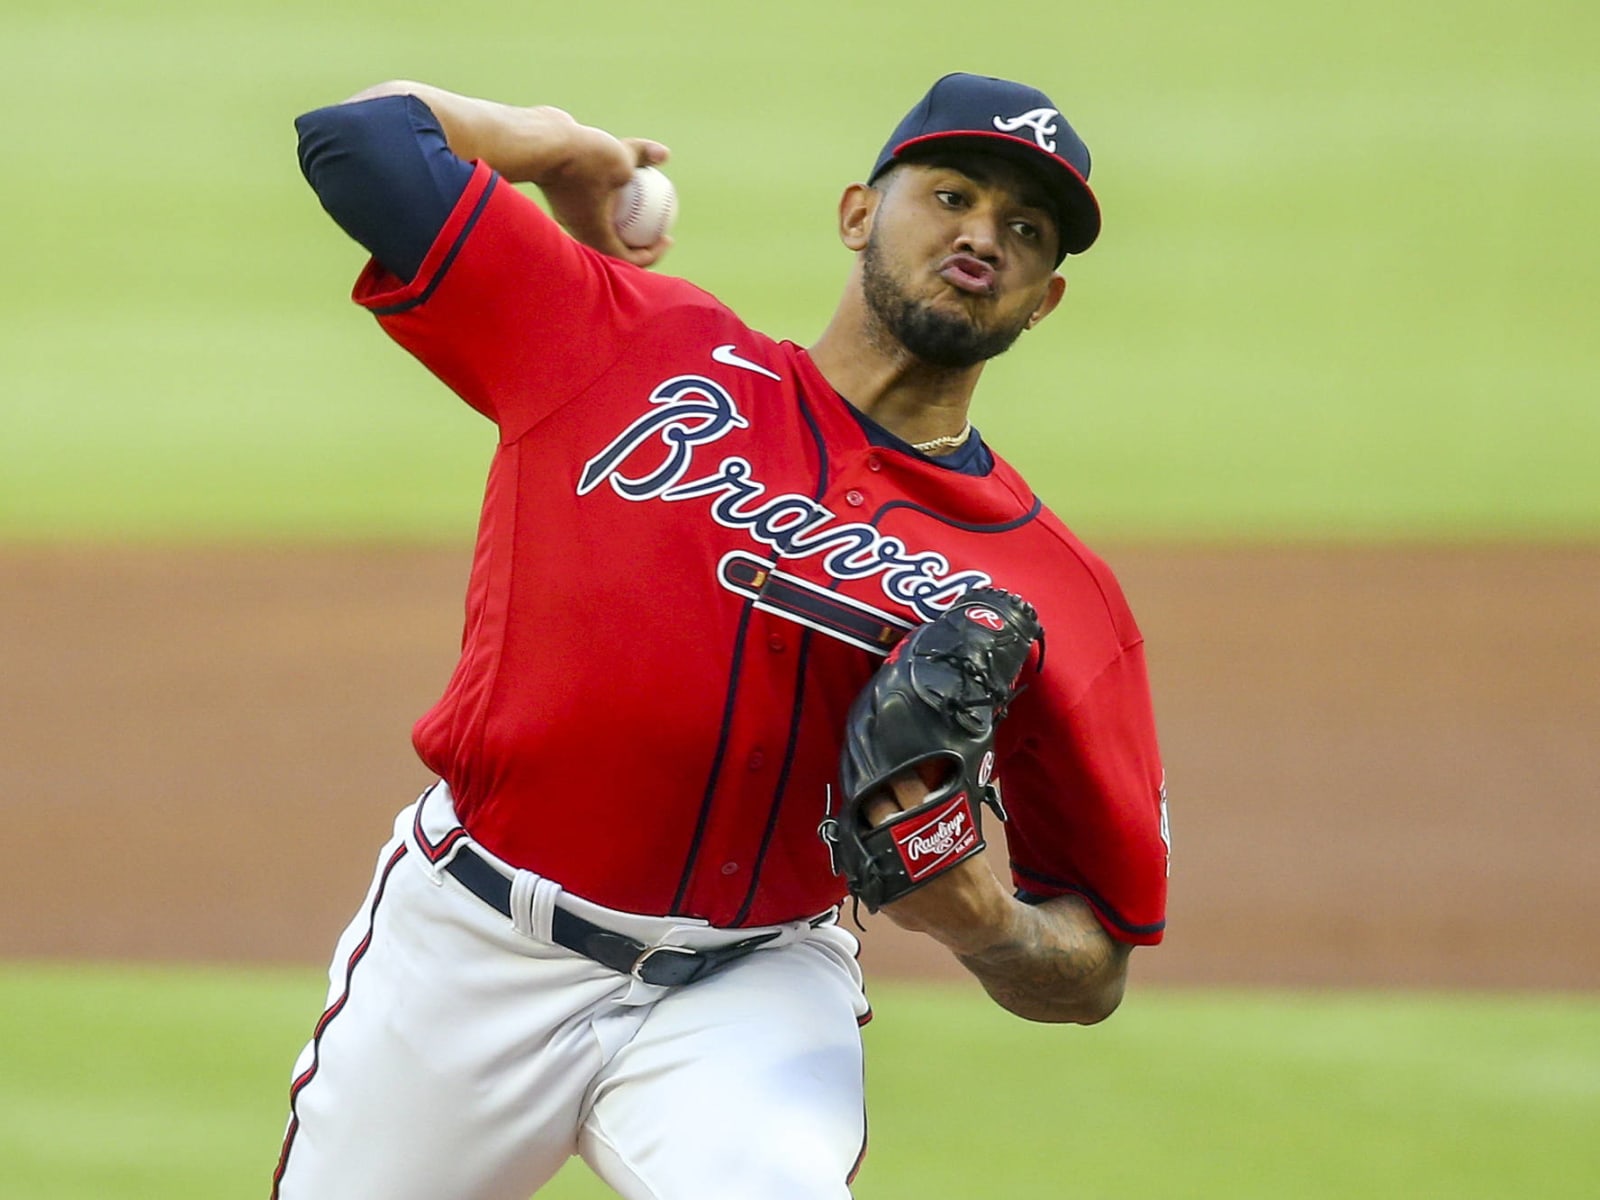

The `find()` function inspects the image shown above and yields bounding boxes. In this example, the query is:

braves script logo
[579,375,991,623]
[893,795,979,882]
[992,108,1060,153]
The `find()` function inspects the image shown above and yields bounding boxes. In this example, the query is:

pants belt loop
[530,877,560,944]
[441,842,783,986]
[508,870,539,939]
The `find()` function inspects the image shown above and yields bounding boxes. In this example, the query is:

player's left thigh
[578,928,869,1200]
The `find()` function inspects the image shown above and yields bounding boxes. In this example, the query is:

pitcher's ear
[838,182,880,251]
[1027,273,1068,329]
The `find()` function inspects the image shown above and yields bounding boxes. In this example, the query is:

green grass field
[2,0,1596,541]
[3,4,1596,1198]
[1,964,1596,1200]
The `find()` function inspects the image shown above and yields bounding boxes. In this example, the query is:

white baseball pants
[271,785,871,1199]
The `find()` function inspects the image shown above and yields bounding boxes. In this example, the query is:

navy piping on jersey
[369,176,498,317]
[294,92,495,315]
[1014,867,1166,937]
[670,597,758,914]
[731,627,817,925]
[794,387,833,502]
[868,495,1043,533]
[730,388,833,922]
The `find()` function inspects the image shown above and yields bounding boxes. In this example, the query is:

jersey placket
[672,453,890,923]
[671,604,810,924]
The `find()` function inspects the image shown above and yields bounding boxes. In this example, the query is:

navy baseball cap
[870,72,1101,260]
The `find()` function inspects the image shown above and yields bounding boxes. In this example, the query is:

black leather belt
[443,844,779,987]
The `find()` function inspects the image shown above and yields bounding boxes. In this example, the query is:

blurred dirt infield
[2,544,1595,990]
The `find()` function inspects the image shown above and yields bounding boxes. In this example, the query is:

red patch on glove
[889,793,980,883]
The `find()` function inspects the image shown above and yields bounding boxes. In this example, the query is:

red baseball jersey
[350,162,1168,943]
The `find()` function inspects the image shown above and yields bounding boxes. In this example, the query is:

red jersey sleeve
[349,161,706,441]
[999,636,1169,946]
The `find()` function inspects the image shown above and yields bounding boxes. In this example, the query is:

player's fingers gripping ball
[613,165,678,248]
[820,588,1044,912]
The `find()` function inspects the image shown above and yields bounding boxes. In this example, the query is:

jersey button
[844,489,865,507]
[866,455,883,472]
[747,749,766,770]
[721,862,740,876]
[768,634,786,652]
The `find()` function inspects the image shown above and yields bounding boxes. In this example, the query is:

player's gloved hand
[819,588,1043,912]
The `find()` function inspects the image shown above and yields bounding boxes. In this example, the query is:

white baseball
[613,165,678,249]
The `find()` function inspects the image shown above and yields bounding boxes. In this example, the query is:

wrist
[516,106,583,183]
[959,890,1030,958]
[914,869,1024,958]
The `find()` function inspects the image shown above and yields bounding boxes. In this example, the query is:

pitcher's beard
[860,234,1031,369]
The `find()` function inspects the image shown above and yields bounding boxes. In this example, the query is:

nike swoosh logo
[711,343,781,381]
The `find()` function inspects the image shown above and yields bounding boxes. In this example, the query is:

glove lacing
[924,645,1024,728]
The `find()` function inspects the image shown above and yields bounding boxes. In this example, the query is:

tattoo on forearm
[956,900,1128,1022]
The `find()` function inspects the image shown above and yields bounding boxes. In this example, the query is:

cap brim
[884,131,1101,259]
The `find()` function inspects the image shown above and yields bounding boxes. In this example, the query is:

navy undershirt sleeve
[295,94,474,282]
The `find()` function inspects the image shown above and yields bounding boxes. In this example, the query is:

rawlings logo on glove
[819,587,1044,912]
[891,794,980,880]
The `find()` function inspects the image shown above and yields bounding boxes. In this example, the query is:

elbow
[1074,936,1135,1024]
[293,88,414,187]
[1070,972,1127,1025]
[294,103,358,189]
[998,989,1120,1026]
[1015,951,1130,1026]
[1075,947,1132,1024]
[292,93,404,216]
[1051,971,1127,1026]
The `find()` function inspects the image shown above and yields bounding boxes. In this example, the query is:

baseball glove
[819,587,1043,912]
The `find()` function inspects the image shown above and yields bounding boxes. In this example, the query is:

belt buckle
[630,943,700,985]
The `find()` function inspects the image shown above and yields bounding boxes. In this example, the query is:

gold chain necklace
[909,421,972,454]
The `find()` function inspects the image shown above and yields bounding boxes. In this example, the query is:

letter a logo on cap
[992,108,1060,153]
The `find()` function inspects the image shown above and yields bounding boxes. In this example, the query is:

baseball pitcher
[274,71,1168,1199]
